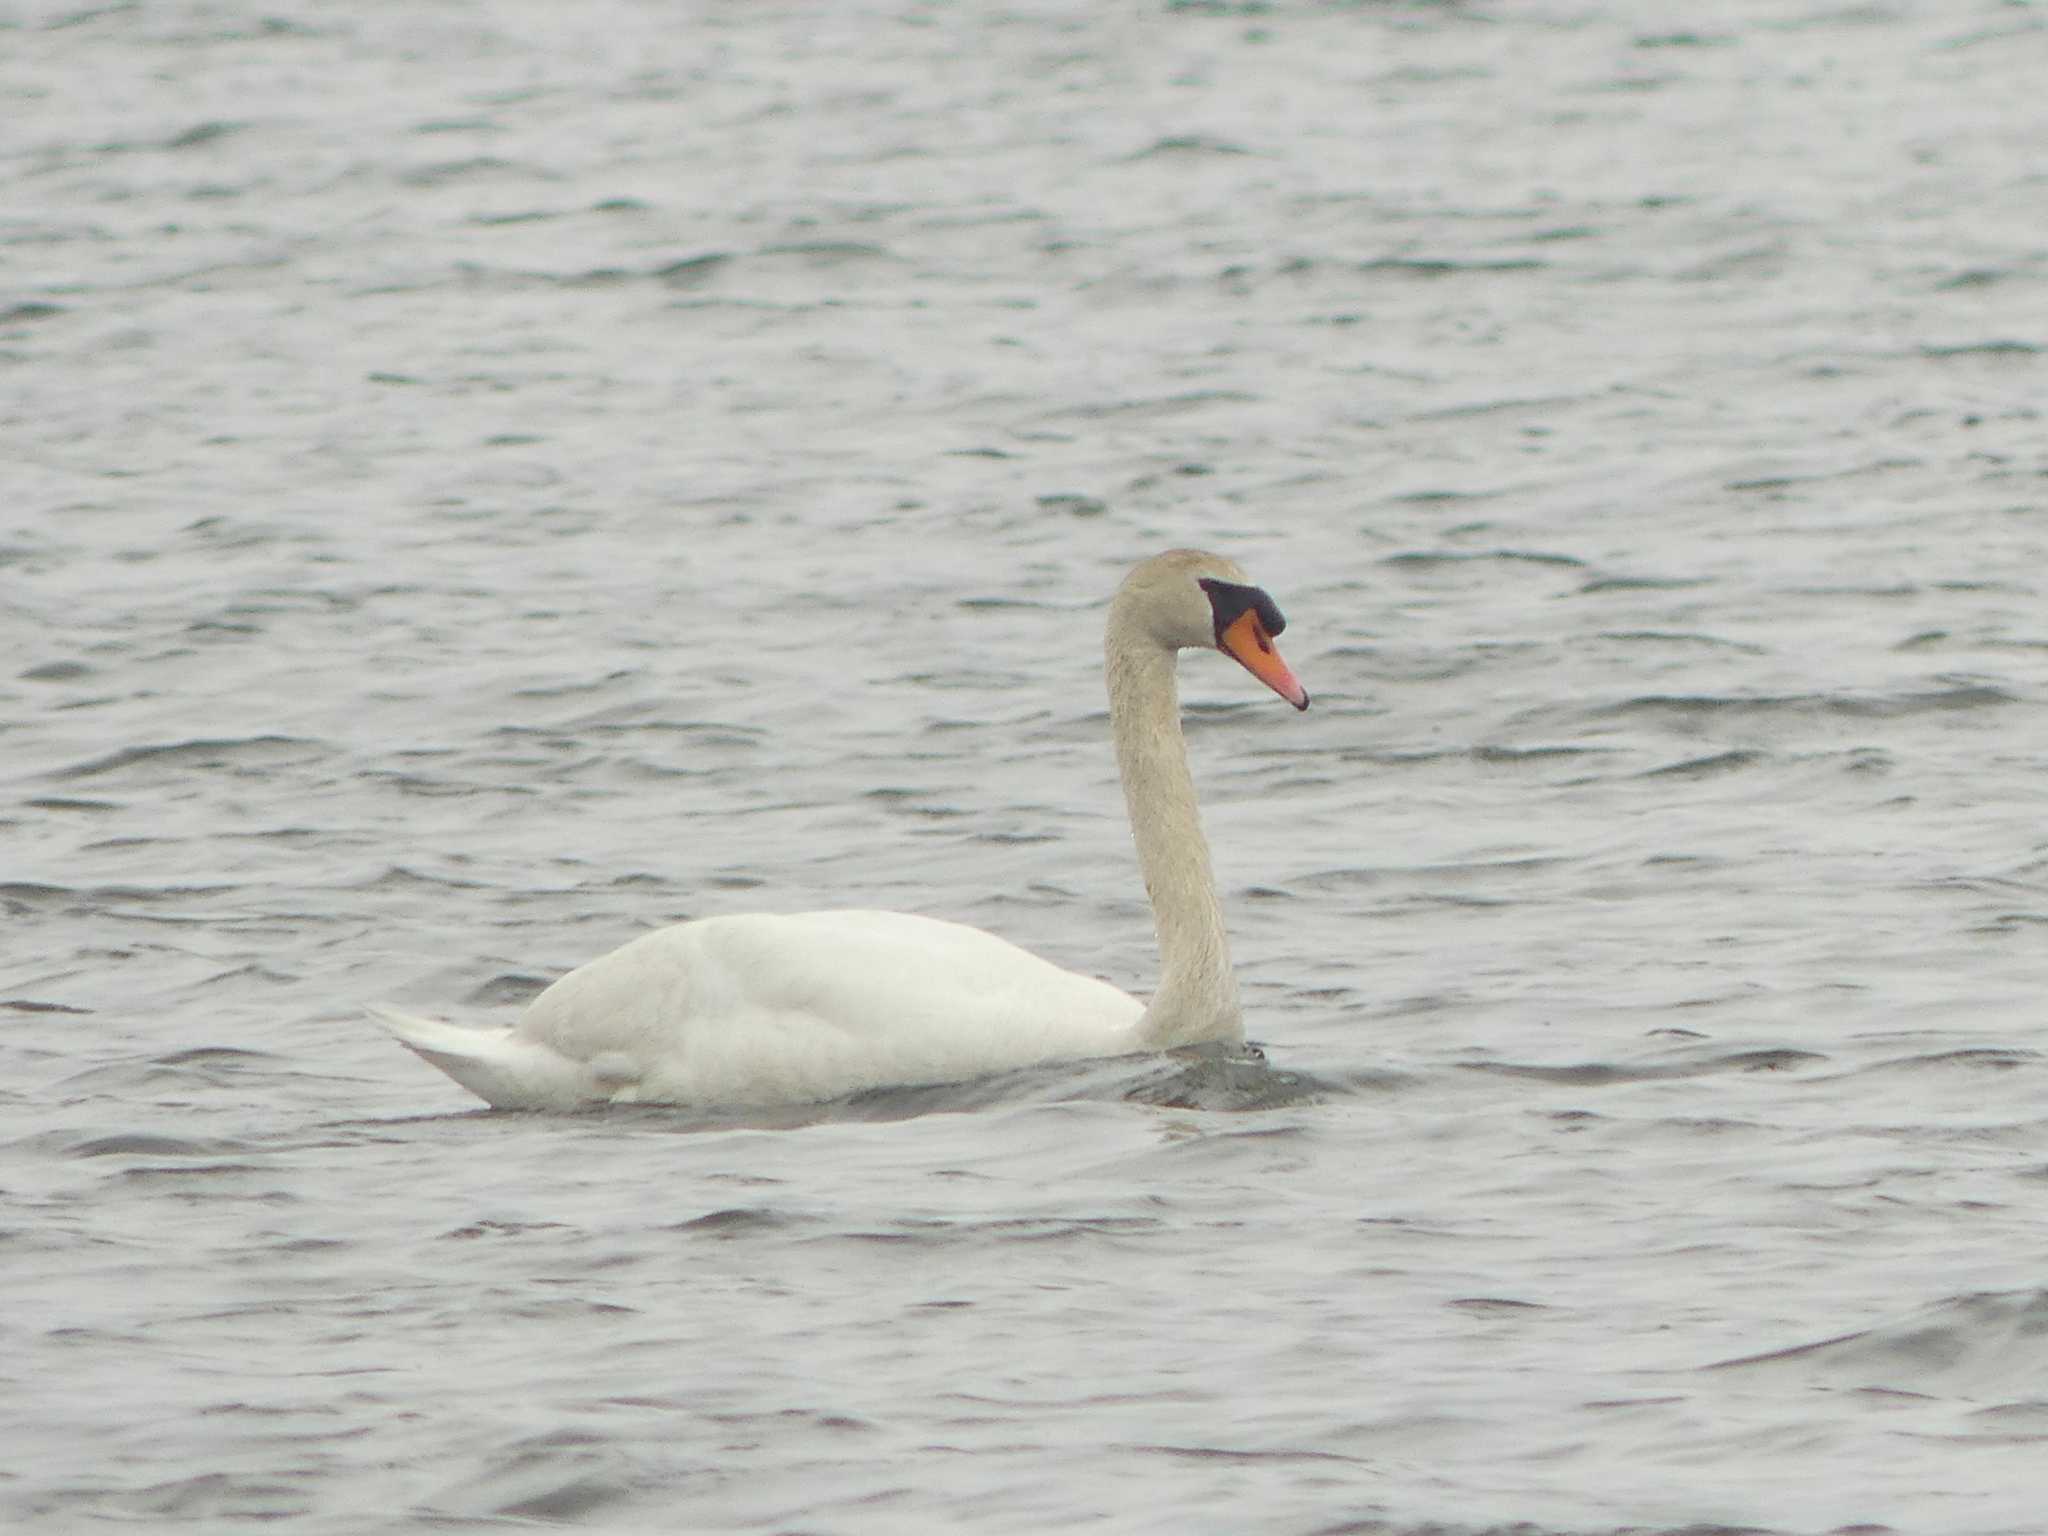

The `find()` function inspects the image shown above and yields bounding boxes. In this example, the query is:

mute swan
[371,548,1310,1110]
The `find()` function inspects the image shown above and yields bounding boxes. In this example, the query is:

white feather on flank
[371,548,1307,1111]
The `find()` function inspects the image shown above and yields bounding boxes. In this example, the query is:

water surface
[5,1,2047,1531]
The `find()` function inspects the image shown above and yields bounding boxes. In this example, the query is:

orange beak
[1219,609,1310,711]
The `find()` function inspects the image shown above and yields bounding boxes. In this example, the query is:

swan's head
[1115,549,1310,711]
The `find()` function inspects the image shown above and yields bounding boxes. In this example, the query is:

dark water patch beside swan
[459,971,553,1008]
[1120,1043,1331,1111]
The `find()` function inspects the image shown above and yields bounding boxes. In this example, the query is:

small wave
[427,1430,637,1523]
[754,239,897,267]
[1043,388,1260,422]
[1920,338,2041,359]
[826,1214,1166,1250]
[653,251,731,287]
[1639,749,1767,779]
[1462,1047,1824,1086]
[1300,854,1574,891]
[62,1470,304,1523]
[346,864,489,892]
[1382,548,1587,570]
[52,1047,282,1094]
[1359,256,1546,280]
[664,1207,806,1239]
[441,1219,572,1241]
[0,881,76,913]
[1707,1289,2048,1398]
[1824,1045,2040,1080]
[1122,1441,1367,1467]
[396,155,556,189]
[4,1128,248,1160]
[115,1161,278,1188]
[1471,745,1611,767]
[1322,640,1543,685]
[1590,685,2017,723]
[0,997,91,1014]
[1126,134,1256,160]
[155,1046,275,1069]
[66,1132,249,1159]
[1580,577,1716,596]
[1406,393,1585,425]
[1725,455,1920,491]
[47,735,317,780]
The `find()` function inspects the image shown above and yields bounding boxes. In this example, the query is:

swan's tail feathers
[367,1006,592,1111]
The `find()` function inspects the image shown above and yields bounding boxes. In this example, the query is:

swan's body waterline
[374,549,1309,1110]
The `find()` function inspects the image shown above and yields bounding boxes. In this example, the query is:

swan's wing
[513,910,1144,1108]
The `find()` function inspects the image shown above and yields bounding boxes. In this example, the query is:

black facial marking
[1198,577,1287,647]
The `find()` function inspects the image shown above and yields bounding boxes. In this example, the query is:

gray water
[5,1,2048,1531]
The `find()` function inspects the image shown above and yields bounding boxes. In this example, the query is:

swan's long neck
[1105,614,1243,1048]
